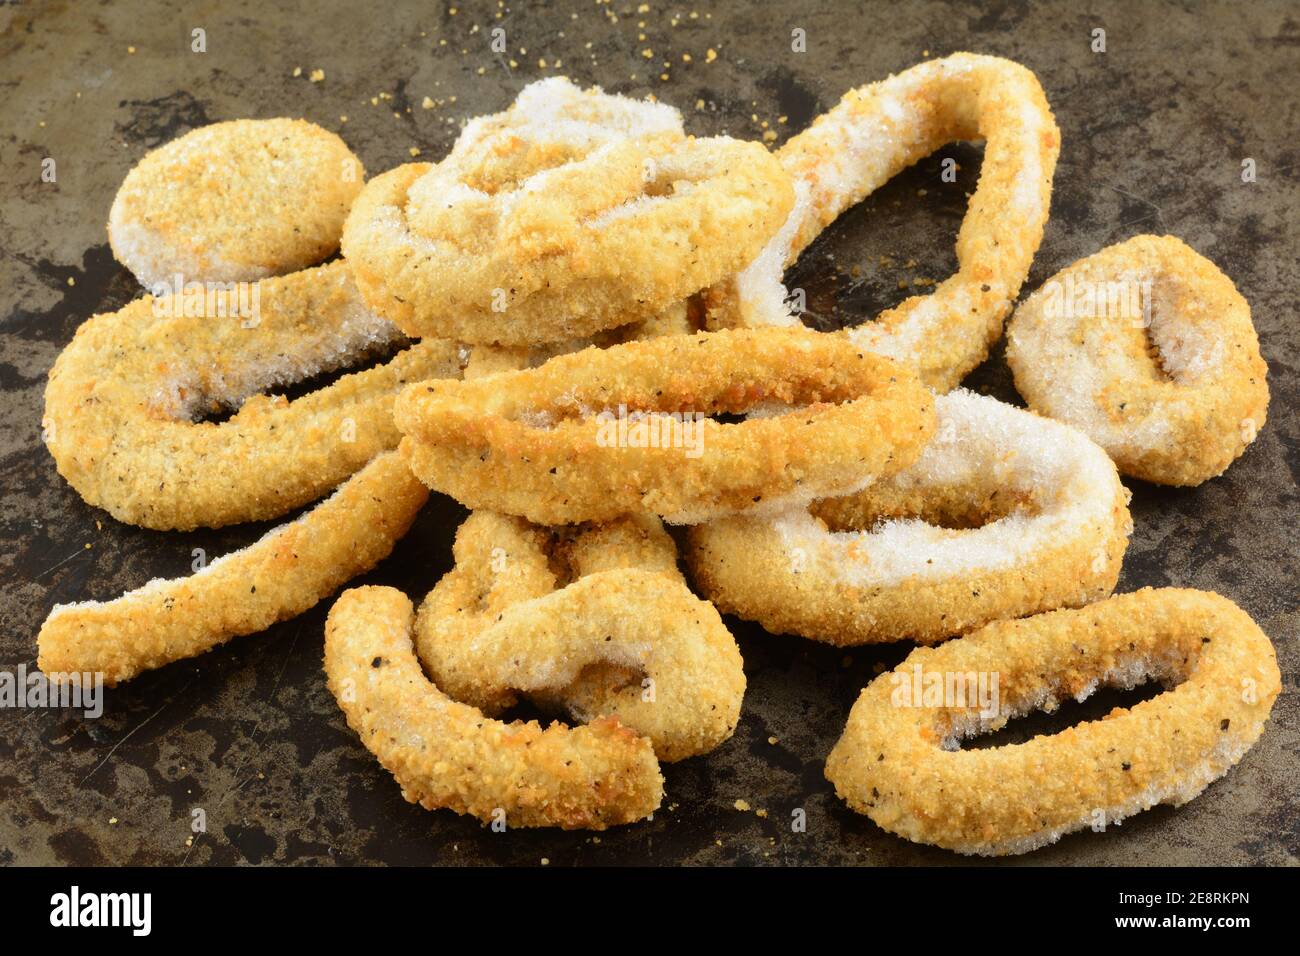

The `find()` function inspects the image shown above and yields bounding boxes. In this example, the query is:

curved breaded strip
[825,589,1281,855]
[38,451,426,685]
[325,585,664,830]
[707,52,1061,391]
[416,512,745,762]
[43,261,463,530]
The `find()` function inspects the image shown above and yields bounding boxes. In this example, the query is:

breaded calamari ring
[687,390,1131,645]
[324,585,664,830]
[395,327,937,525]
[415,512,746,762]
[43,261,463,530]
[109,118,364,289]
[707,52,1060,392]
[38,451,426,686]
[825,588,1281,856]
[341,133,794,346]
[1006,235,1269,486]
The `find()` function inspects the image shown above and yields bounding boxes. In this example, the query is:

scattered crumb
[767,736,778,745]
[109,816,118,825]
[422,96,434,109]
[127,46,136,55]
[706,48,717,63]
[540,857,549,865]
[409,147,421,157]
[292,66,302,78]
[733,799,751,812]
[67,277,75,286]
[309,69,325,83]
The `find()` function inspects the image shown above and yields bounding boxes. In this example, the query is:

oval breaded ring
[415,512,745,762]
[341,133,794,347]
[324,585,664,830]
[38,451,426,686]
[395,327,937,525]
[109,118,364,289]
[707,52,1060,392]
[1006,235,1269,486]
[825,588,1281,856]
[687,390,1131,645]
[43,261,463,530]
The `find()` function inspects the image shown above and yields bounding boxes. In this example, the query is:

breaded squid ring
[324,585,664,830]
[43,261,463,530]
[415,512,746,762]
[825,588,1281,856]
[707,52,1060,392]
[38,451,426,686]
[687,390,1131,645]
[395,327,937,525]
[341,133,794,346]
[1006,235,1269,486]
[109,118,365,288]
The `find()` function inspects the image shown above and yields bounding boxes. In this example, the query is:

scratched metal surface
[0,0,1296,866]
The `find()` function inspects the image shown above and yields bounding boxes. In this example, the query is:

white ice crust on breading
[772,390,1123,585]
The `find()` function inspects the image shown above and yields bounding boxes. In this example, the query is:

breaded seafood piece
[687,390,1132,645]
[1007,235,1269,485]
[825,588,1281,855]
[707,52,1060,392]
[416,512,746,762]
[43,261,463,530]
[325,585,664,830]
[395,327,937,525]
[109,118,365,288]
[38,452,426,686]
[342,133,794,347]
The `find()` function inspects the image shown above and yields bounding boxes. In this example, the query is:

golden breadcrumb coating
[39,451,426,685]
[416,512,745,762]
[707,52,1060,392]
[825,588,1280,855]
[342,133,794,346]
[325,585,664,830]
[395,327,936,525]
[687,391,1132,644]
[109,118,364,288]
[1007,235,1269,485]
[42,261,462,530]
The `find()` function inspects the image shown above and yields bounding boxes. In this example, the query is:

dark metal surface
[1,0,1295,866]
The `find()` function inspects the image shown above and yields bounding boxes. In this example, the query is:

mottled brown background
[1,0,1295,866]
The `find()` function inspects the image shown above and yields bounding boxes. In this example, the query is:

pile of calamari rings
[37,58,1276,852]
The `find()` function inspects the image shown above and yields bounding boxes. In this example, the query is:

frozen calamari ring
[1006,235,1269,486]
[415,512,745,762]
[395,327,937,525]
[43,261,464,530]
[38,451,426,686]
[687,390,1131,645]
[824,588,1281,856]
[341,133,794,347]
[109,118,364,289]
[325,585,663,830]
[706,52,1060,392]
